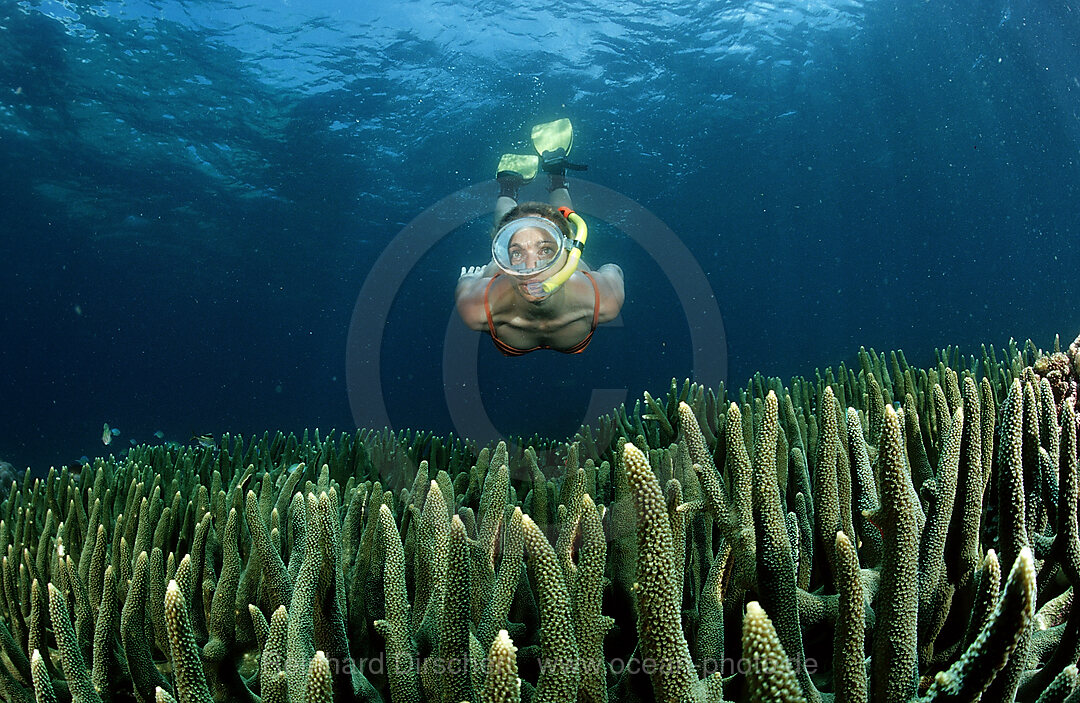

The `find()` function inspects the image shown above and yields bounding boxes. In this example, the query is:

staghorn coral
[0,335,1079,703]
[741,601,804,703]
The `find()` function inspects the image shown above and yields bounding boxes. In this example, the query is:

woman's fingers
[460,265,483,277]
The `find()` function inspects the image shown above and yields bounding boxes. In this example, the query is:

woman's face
[507,227,561,271]
[506,227,566,301]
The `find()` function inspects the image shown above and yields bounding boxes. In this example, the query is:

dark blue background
[2,0,1078,470]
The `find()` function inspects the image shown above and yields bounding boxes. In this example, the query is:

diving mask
[491,216,569,279]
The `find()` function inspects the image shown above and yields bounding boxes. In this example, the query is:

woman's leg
[547,173,572,210]
[494,194,516,232]
[493,152,538,234]
[493,168,524,235]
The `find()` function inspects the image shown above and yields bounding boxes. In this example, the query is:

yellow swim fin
[531,118,574,161]
[530,118,587,173]
[496,153,539,182]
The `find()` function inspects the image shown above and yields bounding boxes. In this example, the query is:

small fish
[111,427,121,436]
[154,430,165,439]
[191,434,216,449]
[287,462,303,474]
[102,423,112,446]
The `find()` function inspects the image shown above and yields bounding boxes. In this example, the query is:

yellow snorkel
[528,206,587,297]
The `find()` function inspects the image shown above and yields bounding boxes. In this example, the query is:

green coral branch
[920,547,1035,702]
[741,601,806,703]
[483,630,521,703]
[47,582,101,703]
[622,442,701,703]
[521,514,580,703]
[375,503,420,703]
[751,392,819,703]
[163,580,211,703]
[869,404,919,703]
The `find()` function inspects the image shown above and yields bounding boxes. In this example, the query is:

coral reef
[2,333,1080,703]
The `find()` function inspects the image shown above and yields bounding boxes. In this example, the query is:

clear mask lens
[492,217,567,277]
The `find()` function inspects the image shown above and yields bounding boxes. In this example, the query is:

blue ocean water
[1,0,1078,471]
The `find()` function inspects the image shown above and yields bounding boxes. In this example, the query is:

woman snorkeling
[455,119,624,355]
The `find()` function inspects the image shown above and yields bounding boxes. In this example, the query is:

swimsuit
[483,271,600,356]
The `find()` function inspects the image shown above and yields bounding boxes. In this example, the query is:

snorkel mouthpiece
[524,280,549,298]
[538,207,588,295]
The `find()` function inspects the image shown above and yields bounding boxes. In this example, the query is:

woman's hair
[493,202,573,239]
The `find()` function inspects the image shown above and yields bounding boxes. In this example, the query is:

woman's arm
[455,265,495,331]
[591,263,625,323]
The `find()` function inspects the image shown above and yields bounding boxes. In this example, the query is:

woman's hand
[459,265,486,280]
